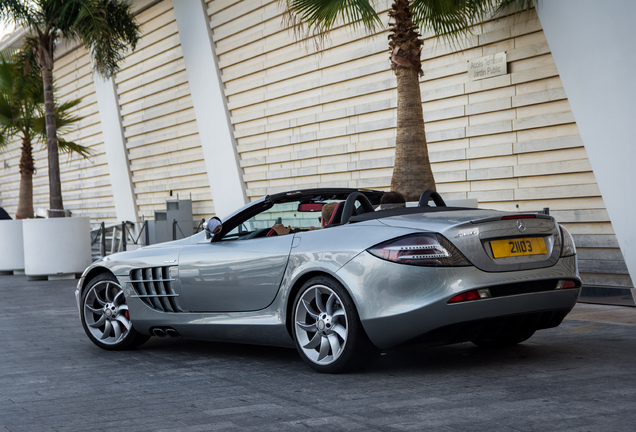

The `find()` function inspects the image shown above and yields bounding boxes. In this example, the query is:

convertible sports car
[76,188,581,373]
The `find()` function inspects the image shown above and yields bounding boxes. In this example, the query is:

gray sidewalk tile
[1,274,635,432]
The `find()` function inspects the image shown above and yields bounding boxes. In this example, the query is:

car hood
[90,236,194,275]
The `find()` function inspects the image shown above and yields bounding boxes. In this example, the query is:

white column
[537,1,636,289]
[173,0,248,219]
[92,73,139,223]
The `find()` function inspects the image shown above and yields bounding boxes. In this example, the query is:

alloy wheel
[83,280,132,346]
[294,284,349,366]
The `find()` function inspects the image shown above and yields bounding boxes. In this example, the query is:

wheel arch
[79,266,116,294]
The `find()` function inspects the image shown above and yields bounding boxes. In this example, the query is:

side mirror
[204,216,222,240]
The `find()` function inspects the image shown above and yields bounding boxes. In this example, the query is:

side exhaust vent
[151,327,181,337]
[152,328,166,337]
[130,266,182,312]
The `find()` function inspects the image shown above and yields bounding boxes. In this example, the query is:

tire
[80,273,149,350]
[292,276,378,373]
[471,329,535,348]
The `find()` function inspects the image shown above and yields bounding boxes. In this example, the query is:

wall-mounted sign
[468,52,507,81]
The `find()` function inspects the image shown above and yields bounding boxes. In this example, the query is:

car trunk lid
[378,210,562,272]
[459,213,561,272]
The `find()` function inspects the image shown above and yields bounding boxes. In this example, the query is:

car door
[176,234,294,312]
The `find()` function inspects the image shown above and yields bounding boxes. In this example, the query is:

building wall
[116,0,214,221]
[0,0,631,291]
[55,47,117,220]
[0,45,115,220]
[208,0,630,290]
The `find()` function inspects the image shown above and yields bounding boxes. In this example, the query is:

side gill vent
[129,267,182,312]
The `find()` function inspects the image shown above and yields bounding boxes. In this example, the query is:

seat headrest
[326,202,344,226]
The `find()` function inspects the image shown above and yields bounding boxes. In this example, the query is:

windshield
[215,188,385,242]
[222,201,337,240]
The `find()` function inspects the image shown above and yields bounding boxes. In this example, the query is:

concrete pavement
[1,273,635,432]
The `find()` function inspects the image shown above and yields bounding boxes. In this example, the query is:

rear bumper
[361,289,579,349]
[406,308,571,348]
[336,253,580,349]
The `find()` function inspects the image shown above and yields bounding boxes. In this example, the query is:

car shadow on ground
[121,323,614,375]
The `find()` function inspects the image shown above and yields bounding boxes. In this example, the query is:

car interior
[216,190,478,242]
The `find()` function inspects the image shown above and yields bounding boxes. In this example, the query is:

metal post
[100,222,106,257]
[121,221,127,251]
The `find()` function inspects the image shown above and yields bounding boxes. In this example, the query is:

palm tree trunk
[41,63,64,217]
[390,67,435,201]
[388,0,435,201]
[16,134,35,219]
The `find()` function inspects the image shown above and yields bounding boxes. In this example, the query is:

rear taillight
[556,279,578,289]
[449,280,578,304]
[448,288,492,303]
[368,234,471,267]
[560,226,576,257]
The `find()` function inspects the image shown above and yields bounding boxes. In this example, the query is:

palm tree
[0,49,88,219]
[0,0,140,217]
[281,0,522,200]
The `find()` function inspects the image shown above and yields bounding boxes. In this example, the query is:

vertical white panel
[537,1,636,286]
[93,73,139,222]
[173,0,247,218]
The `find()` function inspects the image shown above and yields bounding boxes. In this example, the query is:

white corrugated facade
[0,0,632,298]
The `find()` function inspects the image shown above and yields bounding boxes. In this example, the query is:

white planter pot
[0,219,25,273]
[23,217,92,278]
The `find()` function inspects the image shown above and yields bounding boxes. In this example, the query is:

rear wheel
[292,276,377,373]
[80,273,149,350]
[471,329,535,348]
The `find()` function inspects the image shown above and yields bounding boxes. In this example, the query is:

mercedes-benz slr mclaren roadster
[76,188,581,373]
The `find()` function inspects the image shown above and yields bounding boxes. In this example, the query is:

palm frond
[0,102,18,130]
[494,0,536,15]
[412,0,535,47]
[51,99,83,135]
[0,0,35,27]
[72,0,140,77]
[0,48,42,141]
[0,47,87,159]
[281,0,381,40]
[58,136,92,159]
[411,0,498,45]
[32,97,84,139]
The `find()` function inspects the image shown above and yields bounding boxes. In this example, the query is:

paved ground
[1,274,635,432]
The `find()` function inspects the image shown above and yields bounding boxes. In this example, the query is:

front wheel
[292,276,377,373]
[80,273,149,350]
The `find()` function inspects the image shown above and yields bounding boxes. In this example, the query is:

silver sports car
[76,188,581,373]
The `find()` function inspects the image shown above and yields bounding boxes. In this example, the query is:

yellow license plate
[490,237,547,258]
